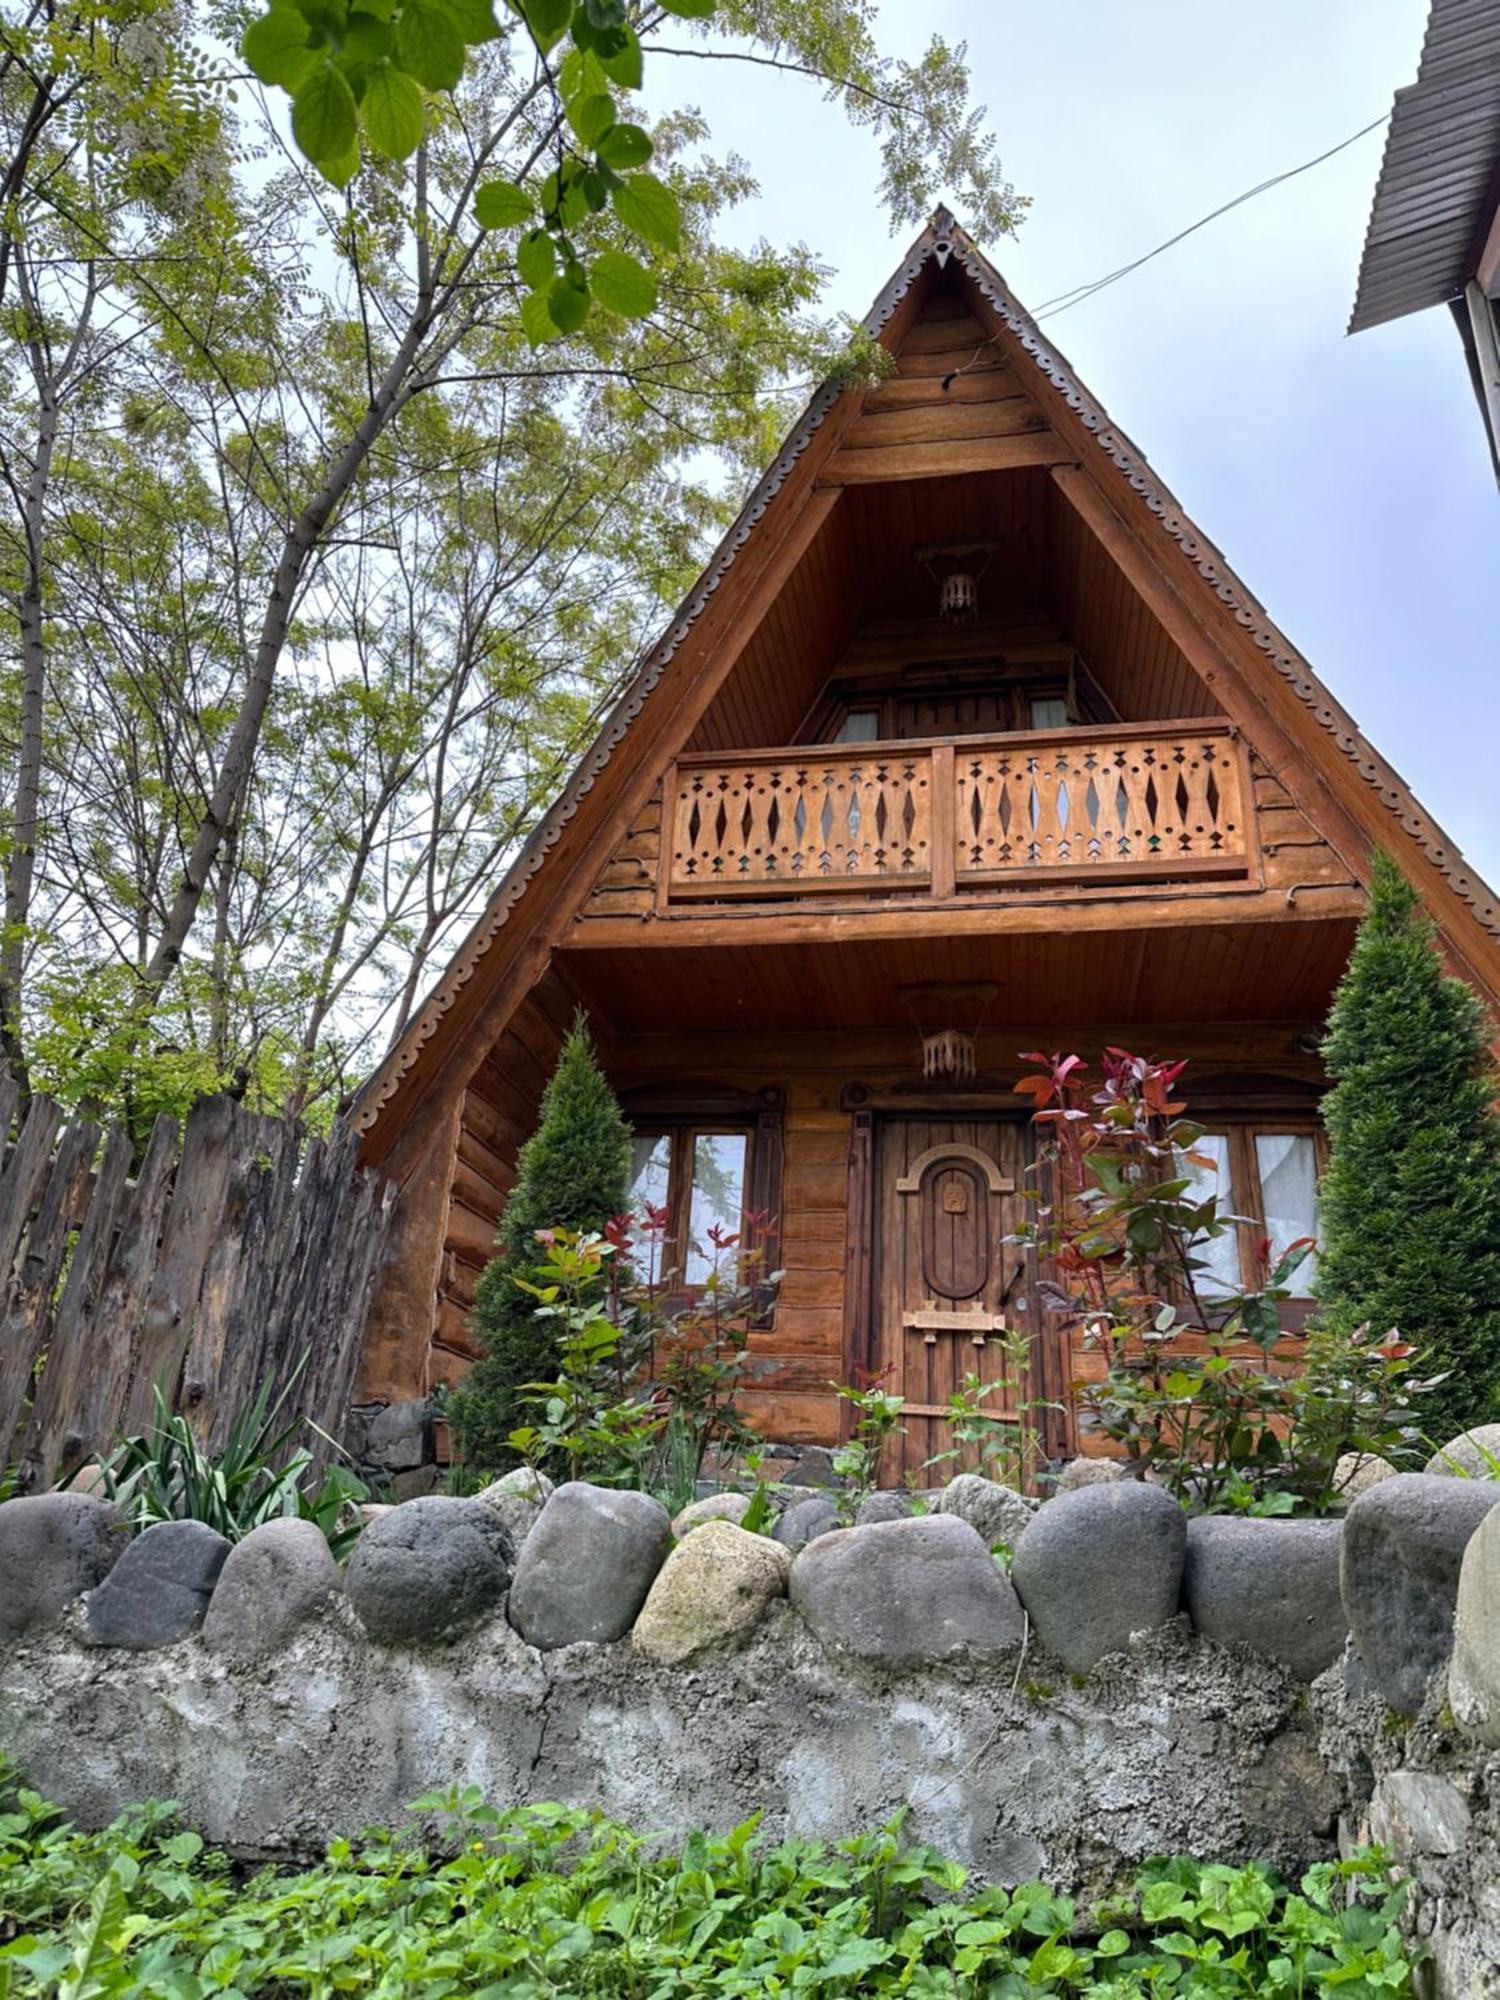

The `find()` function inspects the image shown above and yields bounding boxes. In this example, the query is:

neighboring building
[350,209,1500,1483]
[1350,0,1500,478]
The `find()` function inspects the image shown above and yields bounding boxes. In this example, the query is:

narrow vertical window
[1174,1132,1242,1298]
[684,1132,748,1284]
[1254,1133,1320,1287]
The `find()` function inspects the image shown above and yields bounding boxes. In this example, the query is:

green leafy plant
[100,1371,368,1558]
[1012,1048,1433,1513]
[831,1372,906,1523]
[0,1760,1419,1996]
[923,1344,1057,1494]
[1316,851,1500,1443]
[450,1017,633,1472]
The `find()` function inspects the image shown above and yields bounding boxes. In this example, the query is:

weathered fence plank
[0,1090,395,1490]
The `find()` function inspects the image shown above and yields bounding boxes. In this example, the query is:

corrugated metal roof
[1349,0,1500,331]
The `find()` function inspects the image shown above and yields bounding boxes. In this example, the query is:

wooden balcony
[663,720,1256,906]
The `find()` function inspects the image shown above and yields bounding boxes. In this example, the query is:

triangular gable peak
[353,211,1500,1163]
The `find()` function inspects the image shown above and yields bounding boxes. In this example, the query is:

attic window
[1028,695,1070,731]
[833,708,882,744]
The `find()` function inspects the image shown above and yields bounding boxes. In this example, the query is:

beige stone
[1056,1457,1124,1493]
[1331,1453,1397,1504]
[60,1462,108,1496]
[1425,1426,1500,1481]
[672,1492,751,1538]
[1450,1504,1500,1747]
[632,1520,790,1665]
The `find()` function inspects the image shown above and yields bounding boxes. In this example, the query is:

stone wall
[4,1465,1500,1997]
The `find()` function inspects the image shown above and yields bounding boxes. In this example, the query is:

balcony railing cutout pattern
[958,733,1245,879]
[664,723,1252,906]
[670,756,933,895]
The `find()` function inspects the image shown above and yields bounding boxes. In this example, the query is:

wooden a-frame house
[350,209,1500,1481]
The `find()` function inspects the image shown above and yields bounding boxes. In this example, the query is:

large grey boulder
[508,1482,671,1650]
[1011,1482,1187,1674]
[1183,1517,1346,1681]
[202,1518,340,1664]
[345,1496,511,1646]
[84,1520,230,1648]
[789,1515,1025,1664]
[1424,1425,1500,1480]
[475,1467,553,1552]
[1449,1503,1500,1745]
[0,1493,124,1640]
[773,1493,839,1552]
[1340,1473,1500,1714]
[937,1473,1037,1552]
[633,1521,791,1665]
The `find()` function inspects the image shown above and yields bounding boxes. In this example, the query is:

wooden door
[871,1116,1062,1486]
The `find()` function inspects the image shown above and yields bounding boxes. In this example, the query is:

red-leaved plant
[1011,1049,1432,1513]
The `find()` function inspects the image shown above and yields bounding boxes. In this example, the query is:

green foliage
[923,1344,1057,1493]
[100,1372,368,1559]
[501,1217,771,1500]
[449,1018,631,1469]
[1014,1049,1432,1513]
[831,1375,906,1522]
[0,1765,1418,1996]
[1316,852,1500,1442]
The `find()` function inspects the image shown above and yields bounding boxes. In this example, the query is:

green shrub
[101,1371,367,1556]
[449,1016,631,1472]
[1316,853,1500,1442]
[0,1762,1418,1996]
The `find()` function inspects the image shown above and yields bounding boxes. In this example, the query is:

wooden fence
[0,1082,397,1492]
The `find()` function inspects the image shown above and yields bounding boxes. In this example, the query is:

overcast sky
[652,0,1498,888]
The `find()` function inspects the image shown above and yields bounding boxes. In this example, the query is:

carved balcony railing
[662,720,1255,905]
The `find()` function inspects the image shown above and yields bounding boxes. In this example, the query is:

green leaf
[522,0,572,50]
[243,7,318,88]
[596,121,651,168]
[597,20,641,88]
[520,286,559,345]
[567,91,615,146]
[547,274,590,333]
[658,0,714,14]
[610,172,679,250]
[395,0,464,89]
[589,248,654,318]
[444,0,500,40]
[361,62,424,156]
[344,11,394,57]
[292,62,358,164]
[474,178,534,228]
[516,227,556,286]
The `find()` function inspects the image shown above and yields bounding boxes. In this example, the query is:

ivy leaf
[547,274,590,334]
[361,62,424,158]
[611,172,680,250]
[516,227,556,286]
[566,91,615,146]
[395,0,465,90]
[522,0,572,51]
[596,122,651,169]
[474,179,534,229]
[243,7,318,89]
[520,285,559,345]
[589,248,654,318]
[292,63,358,164]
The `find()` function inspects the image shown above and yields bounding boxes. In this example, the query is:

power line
[1031,113,1390,322]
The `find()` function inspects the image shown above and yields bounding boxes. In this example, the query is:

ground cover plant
[0,1767,1416,1998]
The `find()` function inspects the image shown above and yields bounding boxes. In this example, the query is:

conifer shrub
[449,1016,631,1471]
[1315,852,1500,1441]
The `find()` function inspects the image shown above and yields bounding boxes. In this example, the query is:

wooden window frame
[1191,1117,1327,1331]
[618,1085,785,1326]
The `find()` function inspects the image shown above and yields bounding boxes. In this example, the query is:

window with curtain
[1173,1124,1323,1301]
[626,1126,750,1287]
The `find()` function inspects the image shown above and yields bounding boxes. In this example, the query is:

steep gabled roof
[353,209,1500,1155]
